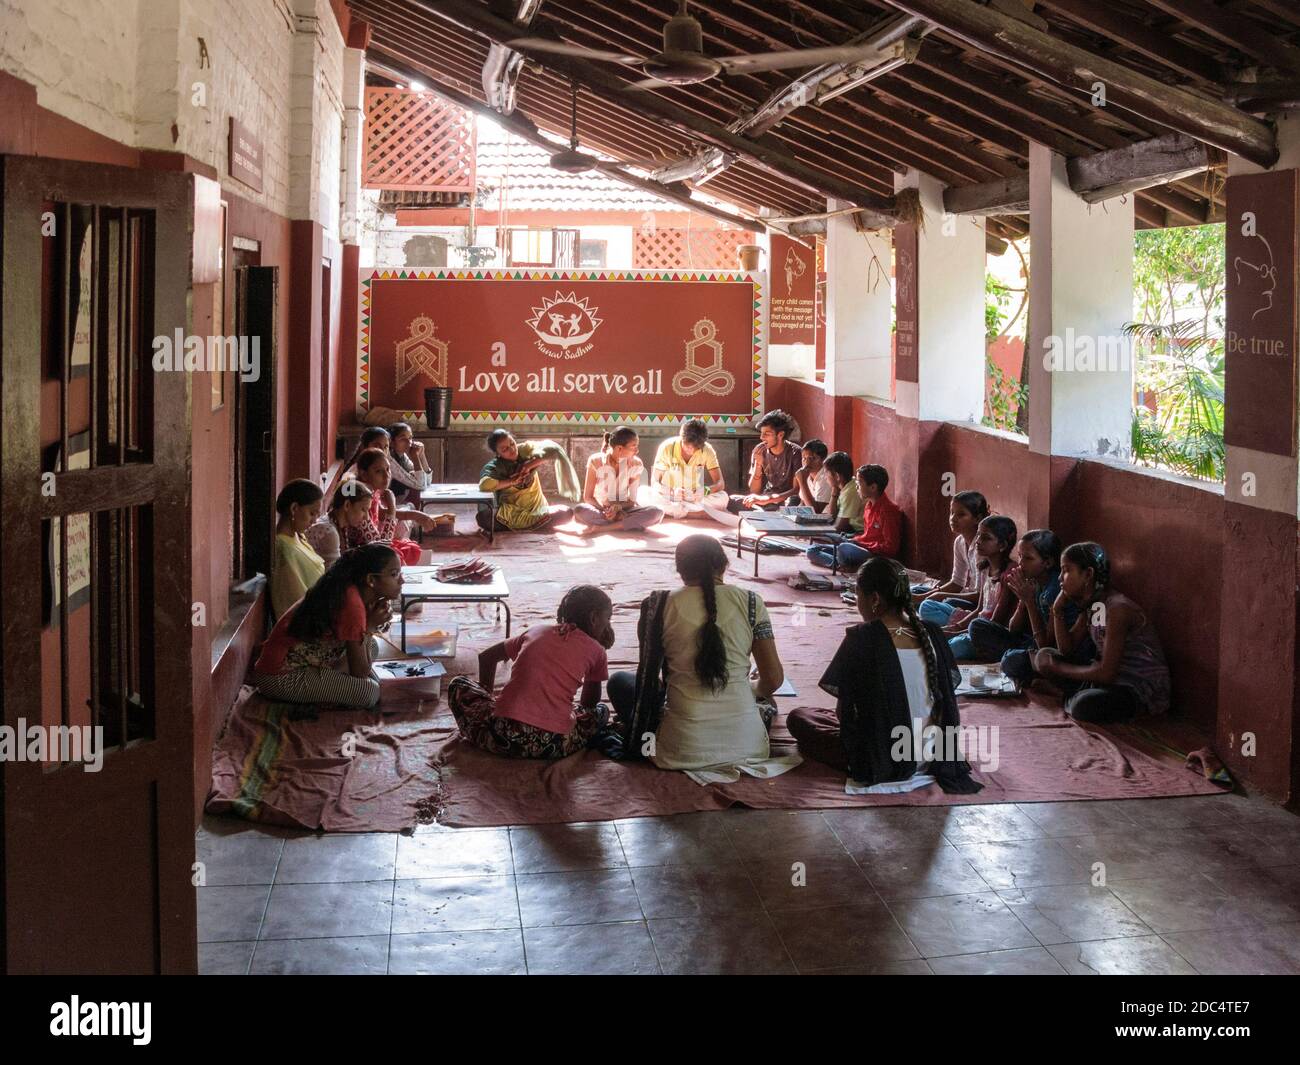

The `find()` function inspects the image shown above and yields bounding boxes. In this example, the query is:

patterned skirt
[447,676,604,759]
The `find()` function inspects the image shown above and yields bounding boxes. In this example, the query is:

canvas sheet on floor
[206,520,1222,832]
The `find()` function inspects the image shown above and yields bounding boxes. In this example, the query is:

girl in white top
[652,535,801,784]
[387,421,432,500]
[917,490,989,624]
[575,427,665,534]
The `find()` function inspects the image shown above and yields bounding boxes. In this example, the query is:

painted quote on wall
[768,234,815,346]
[358,269,764,425]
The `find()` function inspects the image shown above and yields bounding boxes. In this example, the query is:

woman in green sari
[478,430,580,532]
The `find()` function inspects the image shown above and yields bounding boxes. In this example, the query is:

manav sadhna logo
[526,291,603,360]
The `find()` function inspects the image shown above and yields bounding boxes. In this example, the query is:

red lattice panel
[633,228,757,270]
[364,88,476,193]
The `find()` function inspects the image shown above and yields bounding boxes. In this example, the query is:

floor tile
[801,960,933,975]
[391,875,519,934]
[195,830,285,886]
[769,898,920,971]
[198,940,256,975]
[1047,936,1198,975]
[509,822,626,873]
[197,884,271,943]
[997,883,1152,945]
[1105,796,1239,831]
[821,806,951,854]
[388,929,527,975]
[524,921,661,975]
[928,946,1067,975]
[746,850,875,911]
[954,838,1092,890]
[1163,923,1300,975]
[940,804,1047,845]
[516,868,643,927]
[648,912,795,975]
[396,828,513,878]
[249,935,389,975]
[1106,874,1263,934]
[887,892,1039,958]
[1053,832,1200,883]
[630,863,763,919]
[724,810,846,859]
[1014,800,1140,838]
[275,833,397,884]
[616,813,740,866]
[260,880,393,940]
[859,846,990,899]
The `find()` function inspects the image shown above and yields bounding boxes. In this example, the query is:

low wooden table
[736,511,838,578]
[418,484,497,543]
[398,565,511,653]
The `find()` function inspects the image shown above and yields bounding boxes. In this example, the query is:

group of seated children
[257,413,1173,793]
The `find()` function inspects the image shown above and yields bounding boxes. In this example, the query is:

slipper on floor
[1185,746,1233,788]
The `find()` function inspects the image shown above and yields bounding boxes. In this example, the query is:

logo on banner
[1233,232,1277,321]
[395,315,448,389]
[526,291,603,359]
[673,319,735,397]
[783,246,807,293]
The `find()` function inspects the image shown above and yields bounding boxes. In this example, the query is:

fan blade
[625,76,678,90]
[510,37,642,64]
[716,41,900,74]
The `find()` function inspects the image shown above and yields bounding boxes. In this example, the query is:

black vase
[424,387,453,430]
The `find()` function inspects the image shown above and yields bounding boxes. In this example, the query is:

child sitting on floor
[270,479,326,619]
[944,514,1018,661]
[791,439,833,512]
[821,451,864,534]
[345,447,434,564]
[447,585,615,759]
[307,480,374,567]
[575,426,664,534]
[787,557,981,794]
[999,529,1094,688]
[250,543,401,710]
[342,426,390,476]
[805,464,900,571]
[387,421,432,505]
[1030,541,1171,723]
[917,490,989,623]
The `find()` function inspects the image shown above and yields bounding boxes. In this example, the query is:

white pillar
[894,170,985,421]
[341,47,366,244]
[1027,142,1135,458]
[824,198,892,398]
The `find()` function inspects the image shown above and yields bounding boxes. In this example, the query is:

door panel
[1,155,196,974]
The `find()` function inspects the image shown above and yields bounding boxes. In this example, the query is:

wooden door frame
[0,155,197,973]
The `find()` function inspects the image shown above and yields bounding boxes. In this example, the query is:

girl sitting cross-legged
[250,543,402,710]
[387,421,433,505]
[788,557,982,795]
[916,490,989,624]
[447,585,615,759]
[478,430,579,532]
[944,514,1019,661]
[306,480,374,568]
[1030,541,1171,723]
[344,447,435,564]
[574,427,664,535]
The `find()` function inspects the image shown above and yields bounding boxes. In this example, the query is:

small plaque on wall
[229,117,264,193]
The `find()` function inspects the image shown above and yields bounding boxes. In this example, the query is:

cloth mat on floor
[206,518,1224,831]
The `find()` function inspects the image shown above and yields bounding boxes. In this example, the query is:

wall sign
[228,117,264,193]
[1224,169,1298,457]
[893,223,919,384]
[357,269,765,426]
[769,233,815,345]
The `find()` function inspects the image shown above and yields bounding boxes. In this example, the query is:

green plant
[983,355,1027,432]
[1124,319,1224,481]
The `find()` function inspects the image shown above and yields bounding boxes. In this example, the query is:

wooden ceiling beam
[882,0,1277,166]
[1145,0,1300,74]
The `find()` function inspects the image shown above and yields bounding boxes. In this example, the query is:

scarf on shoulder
[479,439,582,501]
[820,619,982,794]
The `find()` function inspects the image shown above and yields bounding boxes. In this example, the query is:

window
[578,239,607,268]
[509,228,553,267]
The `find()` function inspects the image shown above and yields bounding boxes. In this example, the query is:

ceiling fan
[512,0,913,87]
[549,79,596,173]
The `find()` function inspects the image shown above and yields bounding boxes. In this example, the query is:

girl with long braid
[788,557,982,794]
[250,543,402,710]
[1031,542,1171,722]
[606,535,799,783]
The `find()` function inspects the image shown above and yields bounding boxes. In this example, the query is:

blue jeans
[806,540,872,571]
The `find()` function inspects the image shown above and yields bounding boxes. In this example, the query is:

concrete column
[341,46,365,244]
[1217,113,1300,800]
[823,198,892,399]
[1027,142,1134,459]
[893,170,985,422]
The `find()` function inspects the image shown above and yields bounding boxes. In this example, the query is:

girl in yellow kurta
[271,479,327,619]
[478,430,579,532]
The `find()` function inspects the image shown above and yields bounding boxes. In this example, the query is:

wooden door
[0,156,196,973]
[233,266,277,582]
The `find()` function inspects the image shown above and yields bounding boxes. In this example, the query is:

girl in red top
[447,585,615,759]
[251,543,403,709]
[343,447,433,565]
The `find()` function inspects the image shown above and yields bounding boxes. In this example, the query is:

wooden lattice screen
[633,228,757,270]
[364,88,476,193]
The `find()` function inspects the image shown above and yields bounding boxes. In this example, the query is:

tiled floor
[196,792,1300,975]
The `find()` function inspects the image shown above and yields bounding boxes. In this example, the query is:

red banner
[769,234,815,345]
[358,269,763,426]
[1224,169,1298,457]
